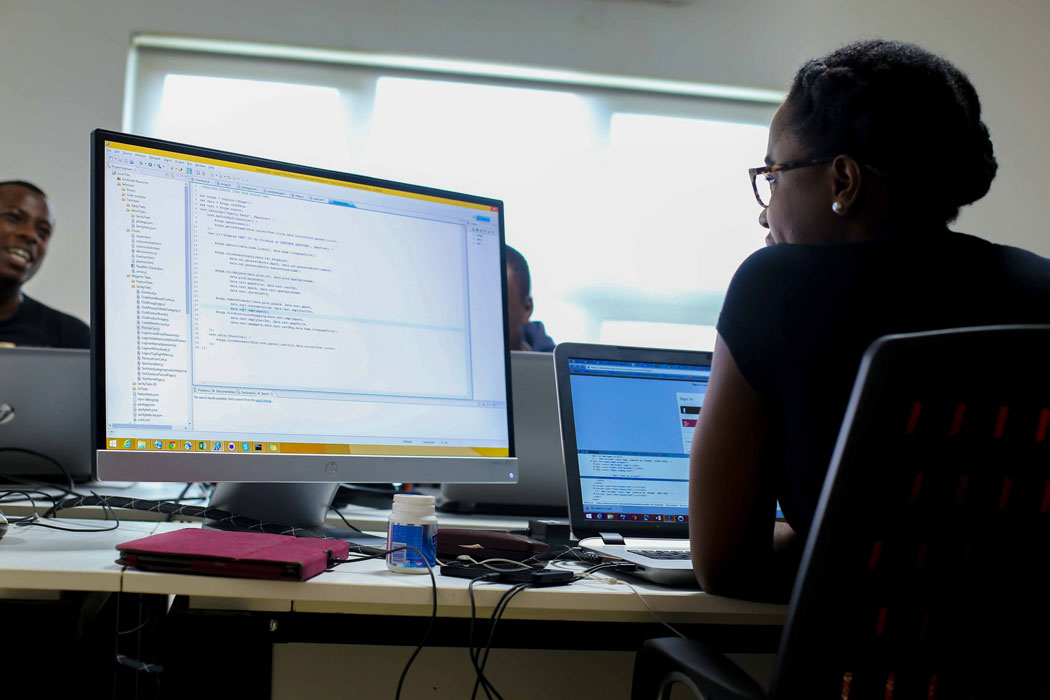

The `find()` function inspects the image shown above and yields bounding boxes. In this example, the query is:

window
[155,75,353,169]
[128,39,780,350]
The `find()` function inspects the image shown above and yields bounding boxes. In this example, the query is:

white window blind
[128,39,780,350]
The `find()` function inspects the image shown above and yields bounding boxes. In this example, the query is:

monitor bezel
[553,342,712,540]
[90,129,516,483]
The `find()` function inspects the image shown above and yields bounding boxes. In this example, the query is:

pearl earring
[832,201,844,214]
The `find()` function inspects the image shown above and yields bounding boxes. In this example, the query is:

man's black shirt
[0,294,90,348]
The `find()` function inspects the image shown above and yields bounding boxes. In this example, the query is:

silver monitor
[91,130,516,527]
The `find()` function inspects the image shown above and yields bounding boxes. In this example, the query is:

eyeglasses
[748,157,835,208]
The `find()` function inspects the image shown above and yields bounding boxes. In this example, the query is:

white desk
[0,518,160,597]
[0,516,783,624]
[0,518,784,699]
[120,535,783,625]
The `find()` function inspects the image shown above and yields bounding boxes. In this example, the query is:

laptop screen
[566,357,711,526]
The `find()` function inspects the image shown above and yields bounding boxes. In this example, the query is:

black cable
[0,447,76,493]
[583,561,636,575]
[0,468,86,500]
[45,494,326,538]
[114,576,123,692]
[327,545,391,565]
[0,489,60,519]
[117,615,151,636]
[328,544,438,700]
[7,488,337,536]
[0,488,120,533]
[164,482,195,522]
[467,574,505,700]
[136,594,144,697]
[326,504,374,537]
[0,459,97,530]
[520,544,601,566]
[471,583,530,700]
[482,585,529,678]
[389,545,437,700]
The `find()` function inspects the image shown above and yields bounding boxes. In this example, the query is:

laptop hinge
[598,532,625,545]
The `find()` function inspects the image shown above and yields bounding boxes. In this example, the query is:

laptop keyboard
[627,549,691,561]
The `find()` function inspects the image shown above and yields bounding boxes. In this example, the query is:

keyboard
[627,549,691,561]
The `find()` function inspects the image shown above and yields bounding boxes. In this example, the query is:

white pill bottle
[386,493,438,574]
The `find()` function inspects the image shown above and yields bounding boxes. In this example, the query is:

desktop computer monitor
[91,130,516,528]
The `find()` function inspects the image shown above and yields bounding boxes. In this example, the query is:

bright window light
[606,114,769,295]
[363,77,593,190]
[141,71,773,349]
[599,321,718,352]
[156,75,352,169]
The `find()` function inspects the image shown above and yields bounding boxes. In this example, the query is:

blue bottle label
[387,522,438,569]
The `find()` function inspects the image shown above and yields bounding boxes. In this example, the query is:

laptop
[440,351,567,515]
[554,343,712,586]
[0,347,93,482]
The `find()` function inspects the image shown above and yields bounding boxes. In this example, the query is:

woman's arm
[689,334,798,600]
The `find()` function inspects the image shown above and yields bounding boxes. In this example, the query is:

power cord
[467,573,504,700]
[1,451,123,532]
[470,581,532,700]
[0,447,78,493]
[163,482,209,522]
[521,544,601,567]
[574,564,686,639]
[44,494,328,538]
[327,504,378,538]
[472,571,587,699]
[0,464,338,539]
[329,544,436,700]
[440,555,534,572]
[0,488,121,533]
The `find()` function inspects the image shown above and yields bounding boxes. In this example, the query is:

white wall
[2,0,1048,323]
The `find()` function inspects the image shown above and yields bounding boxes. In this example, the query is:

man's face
[505,264,533,350]
[0,185,54,287]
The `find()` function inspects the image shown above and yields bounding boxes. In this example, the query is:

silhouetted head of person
[504,245,534,351]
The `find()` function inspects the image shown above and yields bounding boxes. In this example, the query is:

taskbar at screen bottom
[584,512,688,524]
[104,437,508,458]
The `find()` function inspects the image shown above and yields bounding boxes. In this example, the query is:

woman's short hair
[785,39,997,224]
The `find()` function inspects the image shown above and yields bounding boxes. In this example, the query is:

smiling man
[0,180,89,348]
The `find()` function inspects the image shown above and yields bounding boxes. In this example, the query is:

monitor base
[205,482,386,547]
[208,482,337,529]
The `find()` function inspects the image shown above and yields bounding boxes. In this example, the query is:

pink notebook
[116,528,350,581]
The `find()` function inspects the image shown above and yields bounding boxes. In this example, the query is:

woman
[689,40,1050,600]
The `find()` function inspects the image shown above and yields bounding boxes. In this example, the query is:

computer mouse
[0,508,8,539]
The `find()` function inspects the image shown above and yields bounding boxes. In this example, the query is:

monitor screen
[566,357,711,524]
[92,130,515,485]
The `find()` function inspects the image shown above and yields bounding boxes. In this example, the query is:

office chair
[632,326,1050,699]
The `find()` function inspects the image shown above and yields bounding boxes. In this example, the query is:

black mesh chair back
[771,326,1050,699]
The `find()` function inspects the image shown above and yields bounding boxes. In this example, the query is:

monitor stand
[207,482,385,546]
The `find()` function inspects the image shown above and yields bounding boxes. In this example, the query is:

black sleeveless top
[717,230,1050,536]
